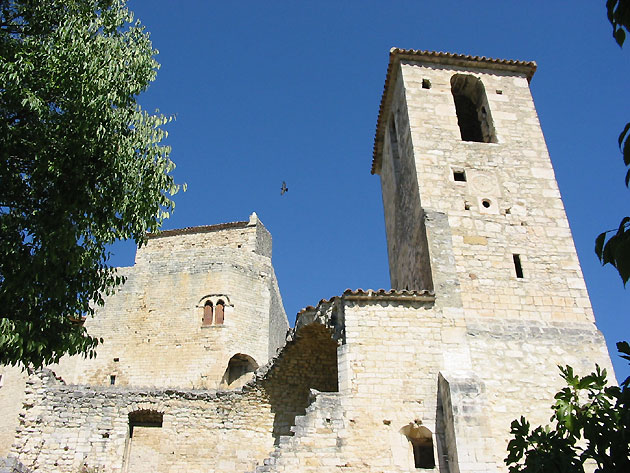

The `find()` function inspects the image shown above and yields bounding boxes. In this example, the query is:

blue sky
[116,1,630,381]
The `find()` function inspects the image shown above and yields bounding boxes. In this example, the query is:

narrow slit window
[513,254,524,278]
[389,115,400,162]
[110,375,116,385]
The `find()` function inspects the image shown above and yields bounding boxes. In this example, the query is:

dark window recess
[496,89,503,95]
[453,170,466,182]
[128,410,163,438]
[422,78,431,89]
[412,441,435,469]
[482,199,491,208]
[223,354,258,386]
[451,74,497,143]
[452,93,483,141]
[464,201,471,210]
[389,116,400,161]
[215,300,225,325]
[110,375,116,385]
[202,300,213,326]
[513,254,524,278]
[113,357,119,362]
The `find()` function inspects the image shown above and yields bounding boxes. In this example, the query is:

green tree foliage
[0,0,180,367]
[505,343,630,473]
[595,0,630,284]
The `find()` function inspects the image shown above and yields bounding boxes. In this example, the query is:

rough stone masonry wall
[52,219,288,390]
[259,295,612,473]
[11,370,277,473]
[260,323,338,442]
[463,319,614,470]
[337,299,449,473]
[339,299,613,473]
[379,73,433,293]
[9,317,338,473]
[245,297,452,473]
[390,60,594,323]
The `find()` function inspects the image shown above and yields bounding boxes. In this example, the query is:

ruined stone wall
[382,60,594,324]
[52,216,288,390]
[11,371,277,473]
[261,323,338,442]
[8,309,339,473]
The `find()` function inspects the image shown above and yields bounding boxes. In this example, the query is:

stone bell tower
[373,48,597,325]
[369,49,615,472]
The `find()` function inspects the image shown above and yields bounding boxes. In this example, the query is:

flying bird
[280,181,288,196]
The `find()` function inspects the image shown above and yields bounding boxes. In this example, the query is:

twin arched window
[202,299,225,326]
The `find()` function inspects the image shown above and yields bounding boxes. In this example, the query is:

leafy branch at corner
[505,342,630,473]
[506,3,630,471]
[595,0,630,283]
[0,0,182,367]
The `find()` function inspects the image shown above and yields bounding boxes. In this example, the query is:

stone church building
[0,49,615,473]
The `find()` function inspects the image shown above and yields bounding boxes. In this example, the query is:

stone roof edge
[147,220,250,239]
[370,48,538,174]
[295,288,436,318]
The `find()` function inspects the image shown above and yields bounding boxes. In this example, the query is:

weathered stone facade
[0,49,615,473]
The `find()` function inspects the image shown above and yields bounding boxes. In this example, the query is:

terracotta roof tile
[371,48,537,174]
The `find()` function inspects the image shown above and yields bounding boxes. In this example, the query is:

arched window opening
[451,74,497,143]
[401,423,436,469]
[215,300,225,325]
[202,301,213,326]
[221,354,258,388]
